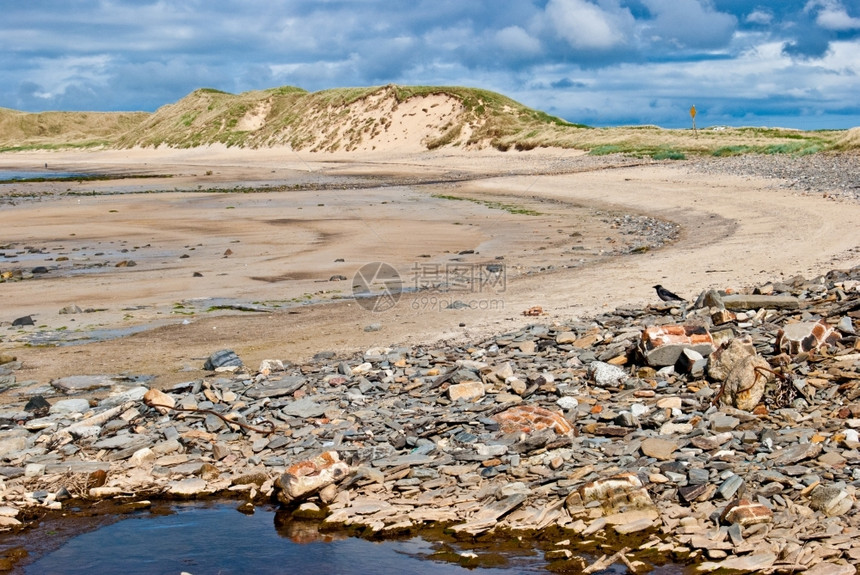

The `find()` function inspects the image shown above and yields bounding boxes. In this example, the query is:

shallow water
[22,502,555,575]
[16,501,691,575]
[0,171,89,181]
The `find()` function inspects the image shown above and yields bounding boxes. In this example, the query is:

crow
[653,284,685,303]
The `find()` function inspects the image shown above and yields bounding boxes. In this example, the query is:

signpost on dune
[690,105,697,137]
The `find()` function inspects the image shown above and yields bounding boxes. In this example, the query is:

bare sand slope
[1,147,858,391]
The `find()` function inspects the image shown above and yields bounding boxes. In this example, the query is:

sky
[1,0,859,129]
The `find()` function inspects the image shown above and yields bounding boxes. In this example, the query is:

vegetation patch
[432,193,542,216]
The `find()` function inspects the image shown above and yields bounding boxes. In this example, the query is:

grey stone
[49,398,91,415]
[688,468,710,485]
[203,349,242,370]
[52,375,117,392]
[245,376,306,399]
[717,474,744,499]
[168,478,209,496]
[710,414,740,432]
[0,436,28,458]
[280,397,328,419]
[92,433,148,450]
[772,443,822,465]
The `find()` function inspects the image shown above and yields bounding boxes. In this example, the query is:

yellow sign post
[690,105,697,137]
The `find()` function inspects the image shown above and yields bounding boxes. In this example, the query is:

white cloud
[494,26,541,55]
[544,0,633,50]
[745,9,773,25]
[641,0,737,49]
[815,2,860,30]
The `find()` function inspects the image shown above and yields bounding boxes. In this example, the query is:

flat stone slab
[52,375,119,392]
[721,294,799,310]
[280,396,328,418]
[245,376,306,399]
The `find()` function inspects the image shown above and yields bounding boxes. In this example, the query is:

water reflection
[24,502,552,575]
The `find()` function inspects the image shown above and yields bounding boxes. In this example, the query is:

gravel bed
[686,153,860,201]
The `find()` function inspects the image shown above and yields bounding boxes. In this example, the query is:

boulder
[571,472,659,525]
[276,451,351,504]
[708,336,756,382]
[448,381,485,402]
[204,349,243,371]
[719,355,772,411]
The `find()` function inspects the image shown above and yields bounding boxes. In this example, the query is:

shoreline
[1,149,858,392]
[1,148,860,572]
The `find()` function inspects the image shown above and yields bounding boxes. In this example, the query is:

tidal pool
[15,501,691,574]
[22,502,559,575]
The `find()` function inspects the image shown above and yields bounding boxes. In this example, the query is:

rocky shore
[687,152,860,201]
[1,264,860,573]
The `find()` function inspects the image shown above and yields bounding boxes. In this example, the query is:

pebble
[1,266,859,572]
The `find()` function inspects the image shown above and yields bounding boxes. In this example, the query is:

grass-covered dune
[1,84,857,157]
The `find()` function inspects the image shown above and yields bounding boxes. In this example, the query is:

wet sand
[1,147,859,392]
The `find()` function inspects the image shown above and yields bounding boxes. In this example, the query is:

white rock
[351,362,373,374]
[168,478,209,496]
[0,506,19,518]
[631,403,649,417]
[129,447,156,466]
[557,397,579,410]
[24,464,45,478]
[589,361,628,386]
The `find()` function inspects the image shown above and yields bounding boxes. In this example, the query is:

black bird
[653,284,685,302]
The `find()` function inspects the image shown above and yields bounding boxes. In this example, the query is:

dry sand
[1,146,859,393]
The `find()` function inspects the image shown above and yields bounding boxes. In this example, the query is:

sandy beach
[1,146,859,391]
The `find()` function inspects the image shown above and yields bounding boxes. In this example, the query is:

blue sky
[2,0,859,129]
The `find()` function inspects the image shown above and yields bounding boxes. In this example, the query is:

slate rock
[640,437,678,460]
[24,395,50,415]
[721,294,799,310]
[52,375,117,392]
[281,397,328,418]
[204,349,243,370]
[49,399,91,415]
[245,376,306,398]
